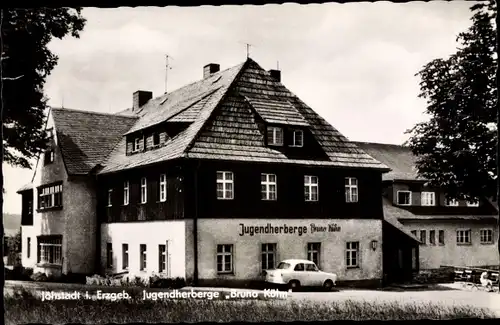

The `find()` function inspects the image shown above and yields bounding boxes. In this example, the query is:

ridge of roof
[51,107,138,119]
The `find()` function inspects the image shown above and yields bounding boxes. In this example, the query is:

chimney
[133,90,153,111]
[203,63,220,78]
[269,69,281,82]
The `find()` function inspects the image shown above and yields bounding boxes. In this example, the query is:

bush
[150,275,186,289]
[84,273,185,288]
[31,272,48,282]
[5,266,34,281]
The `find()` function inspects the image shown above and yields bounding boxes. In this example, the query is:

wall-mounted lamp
[371,240,378,251]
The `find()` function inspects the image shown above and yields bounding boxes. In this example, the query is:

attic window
[133,137,143,152]
[153,133,160,146]
[291,130,303,147]
[267,127,283,146]
[212,76,222,84]
[44,149,54,165]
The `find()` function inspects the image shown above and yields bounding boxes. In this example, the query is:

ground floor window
[346,241,359,268]
[429,230,435,245]
[438,230,445,245]
[37,236,62,265]
[217,244,233,274]
[106,243,113,268]
[307,242,321,267]
[122,244,128,270]
[411,247,417,270]
[419,230,427,245]
[159,244,168,273]
[480,229,493,244]
[27,237,31,258]
[456,230,471,245]
[140,244,147,271]
[261,243,277,271]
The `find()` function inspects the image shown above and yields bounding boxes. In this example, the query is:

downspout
[193,160,201,286]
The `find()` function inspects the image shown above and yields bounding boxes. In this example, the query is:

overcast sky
[4,2,476,214]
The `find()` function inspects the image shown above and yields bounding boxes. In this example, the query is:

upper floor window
[467,200,479,207]
[267,126,283,146]
[44,149,54,165]
[421,192,435,206]
[345,177,358,203]
[38,183,63,210]
[140,177,147,204]
[304,175,318,201]
[153,133,161,147]
[291,130,303,147]
[123,181,129,206]
[261,173,277,201]
[216,171,234,200]
[159,174,167,202]
[107,189,113,207]
[397,191,411,206]
[446,198,459,207]
[133,137,143,152]
[456,229,471,245]
[480,229,493,244]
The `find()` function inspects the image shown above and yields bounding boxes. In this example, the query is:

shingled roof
[51,108,138,175]
[100,58,389,174]
[353,141,424,181]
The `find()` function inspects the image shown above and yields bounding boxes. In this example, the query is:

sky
[3,2,477,214]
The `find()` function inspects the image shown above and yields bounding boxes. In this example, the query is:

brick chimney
[133,90,153,111]
[203,63,220,79]
[269,69,281,82]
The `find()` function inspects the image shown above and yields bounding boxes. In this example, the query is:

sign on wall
[238,223,341,237]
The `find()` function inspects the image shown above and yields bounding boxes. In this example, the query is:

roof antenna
[61,94,64,109]
[238,41,254,59]
[277,61,280,70]
[165,54,173,94]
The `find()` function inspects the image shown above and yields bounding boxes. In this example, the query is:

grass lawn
[4,287,496,324]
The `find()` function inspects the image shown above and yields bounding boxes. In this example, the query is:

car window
[305,263,318,271]
[294,263,305,271]
[277,262,290,269]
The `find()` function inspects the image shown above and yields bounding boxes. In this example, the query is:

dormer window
[133,137,142,152]
[153,133,160,147]
[397,191,411,206]
[44,149,54,165]
[446,198,459,207]
[291,130,304,147]
[267,126,283,146]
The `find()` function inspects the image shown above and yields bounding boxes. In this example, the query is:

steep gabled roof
[51,108,138,175]
[99,58,389,174]
[353,141,423,181]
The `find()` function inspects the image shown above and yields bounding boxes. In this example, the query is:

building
[17,58,420,287]
[355,142,499,270]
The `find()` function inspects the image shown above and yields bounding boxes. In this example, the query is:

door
[305,263,322,286]
[293,263,308,285]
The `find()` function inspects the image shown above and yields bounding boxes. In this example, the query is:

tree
[405,1,497,203]
[0,8,86,242]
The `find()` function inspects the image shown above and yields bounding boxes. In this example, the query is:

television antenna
[165,54,174,93]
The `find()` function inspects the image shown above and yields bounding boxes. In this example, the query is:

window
[261,173,277,200]
[106,243,113,268]
[38,183,63,210]
[216,171,234,200]
[420,230,427,245]
[261,243,277,271]
[467,200,479,207]
[133,137,142,152]
[446,198,459,207]
[480,229,493,244]
[140,244,147,271]
[456,230,471,245]
[304,175,319,201]
[438,230,445,245]
[140,177,147,204]
[305,263,319,271]
[411,230,417,237]
[107,189,113,207]
[153,133,160,146]
[159,174,167,202]
[421,192,435,206]
[267,126,283,146]
[159,244,167,273]
[429,230,436,245]
[411,248,417,270]
[216,244,233,273]
[37,236,62,265]
[44,149,54,165]
[27,237,31,258]
[123,181,129,206]
[291,130,303,147]
[346,242,359,268]
[294,263,305,271]
[307,243,321,267]
[345,178,358,203]
[122,244,128,270]
[397,191,411,205]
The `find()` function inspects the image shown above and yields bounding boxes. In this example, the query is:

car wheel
[323,280,334,291]
[288,280,300,292]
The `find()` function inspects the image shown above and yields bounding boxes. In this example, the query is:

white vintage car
[264,259,337,291]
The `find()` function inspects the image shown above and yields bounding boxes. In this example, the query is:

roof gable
[51,108,138,175]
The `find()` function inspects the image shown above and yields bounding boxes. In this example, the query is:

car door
[305,263,322,286]
[293,263,307,285]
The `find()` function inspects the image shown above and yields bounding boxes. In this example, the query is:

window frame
[480,229,493,244]
[267,126,284,146]
[396,190,411,206]
[122,243,129,270]
[438,230,445,245]
[456,229,472,245]
[37,183,63,211]
[44,149,55,165]
[291,130,304,147]
[216,244,233,274]
[345,177,358,203]
[466,200,479,207]
[140,244,147,271]
[307,242,321,268]
[37,235,62,266]
[140,177,147,204]
[429,230,436,245]
[123,181,130,206]
[107,189,113,207]
[261,173,277,201]
[345,241,359,268]
[133,137,143,152]
[159,244,167,273]
[27,237,31,258]
[420,230,427,245]
[304,175,319,202]
[216,171,234,200]
[153,133,161,147]
[106,243,113,269]
[159,174,167,202]
[261,243,277,271]
[421,192,435,206]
